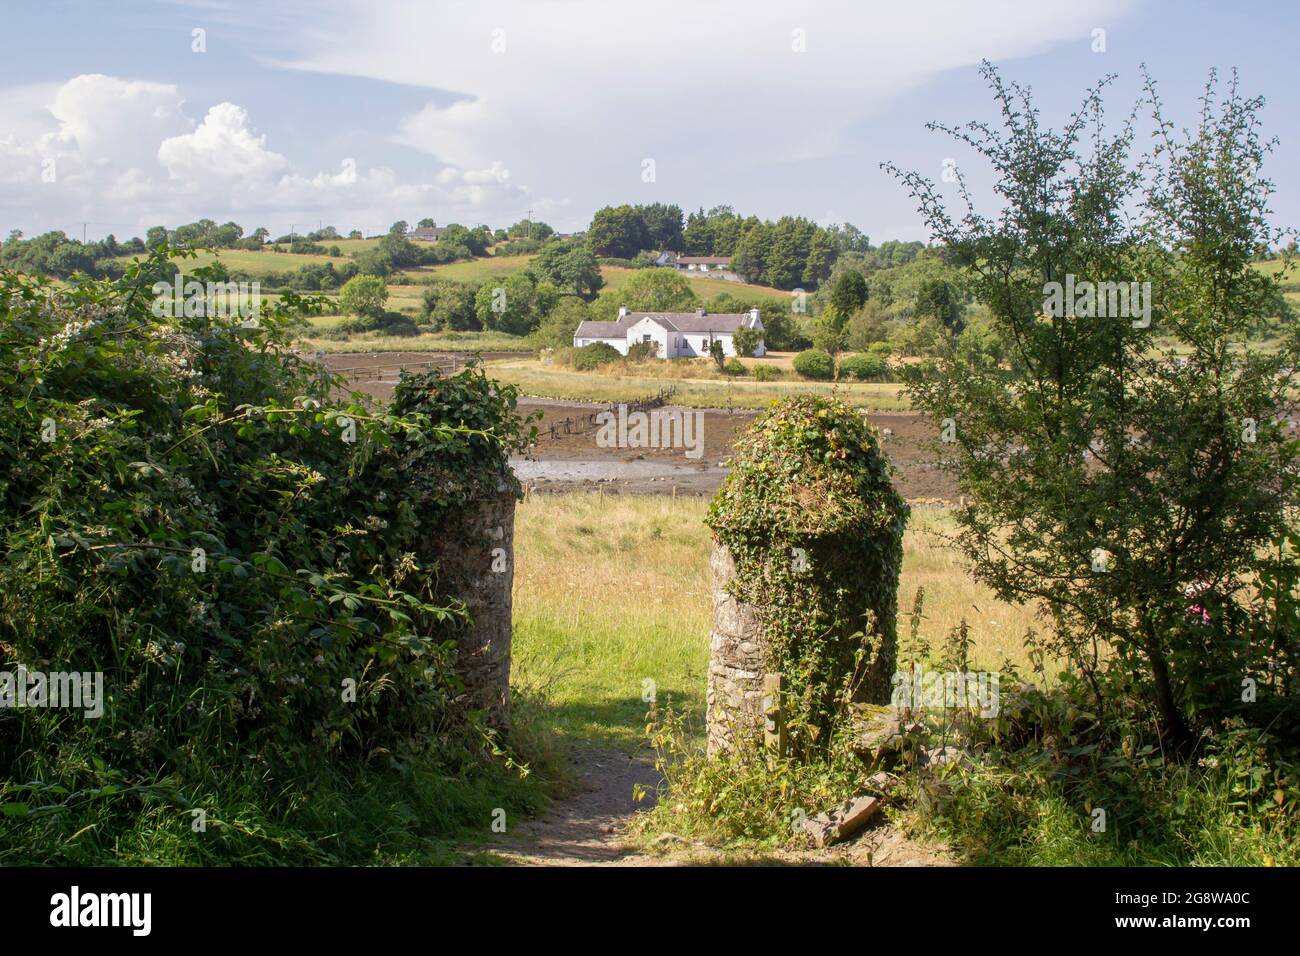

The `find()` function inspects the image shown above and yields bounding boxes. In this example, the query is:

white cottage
[574,307,766,358]
[674,255,732,273]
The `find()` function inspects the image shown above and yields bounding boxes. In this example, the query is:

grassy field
[296,328,536,354]
[514,494,1297,867]
[106,248,1300,320]
[484,356,913,409]
[118,244,793,316]
[601,266,790,304]
[114,246,349,273]
[511,495,1038,752]
[1252,256,1300,311]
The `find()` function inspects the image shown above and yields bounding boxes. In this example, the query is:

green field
[601,266,791,304]
[118,246,348,273]
[114,244,792,312]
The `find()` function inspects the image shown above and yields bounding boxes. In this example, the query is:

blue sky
[2,0,1297,243]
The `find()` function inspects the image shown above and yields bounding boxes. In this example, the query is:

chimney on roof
[618,306,628,318]
[696,307,706,317]
[749,307,759,322]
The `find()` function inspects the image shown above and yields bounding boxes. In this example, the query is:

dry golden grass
[899,508,1041,670]
[487,357,912,410]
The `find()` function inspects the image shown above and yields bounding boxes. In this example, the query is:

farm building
[574,306,765,358]
[408,225,446,241]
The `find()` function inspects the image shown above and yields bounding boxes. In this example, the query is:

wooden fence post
[763,672,787,756]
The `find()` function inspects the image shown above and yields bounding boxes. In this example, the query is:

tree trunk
[1143,616,1191,754]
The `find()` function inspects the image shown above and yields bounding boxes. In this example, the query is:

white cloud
[276,0,1135,203]
[0,73,528,234]
[158,103,289,182]
[0,1,1136,235]
[45,74,191,169]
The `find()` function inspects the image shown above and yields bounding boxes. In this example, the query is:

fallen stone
[866,771,899,792]
[850,710,927,763]
[802,794,882,847]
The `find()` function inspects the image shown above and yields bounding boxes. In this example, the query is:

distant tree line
[584,203,872,291]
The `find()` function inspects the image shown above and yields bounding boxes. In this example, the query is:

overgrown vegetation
[638,65,1300,867]
[0,247,553,863]
[707,396,908,745]
[891,63,1300,750]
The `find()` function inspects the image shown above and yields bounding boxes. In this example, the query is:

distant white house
[408,224,446,241]
[574,307,765,358]
[674,255,732,273]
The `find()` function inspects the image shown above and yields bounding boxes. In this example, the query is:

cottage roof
[573,318,633,338]
[575,310,760,339]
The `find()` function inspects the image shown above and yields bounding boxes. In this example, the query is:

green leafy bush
[337,273,388,324]
[838,353,889,381]
[732,325,761,357]
[571,341,622,370]
[723,358,747,376]
[792,348,834,380]
[892,63,1300,749]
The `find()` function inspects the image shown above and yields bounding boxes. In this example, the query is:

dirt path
[482,748,663,866]
[474,746,954,867]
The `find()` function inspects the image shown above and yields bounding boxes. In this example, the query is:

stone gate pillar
[425,492,515,725]
[706,543,765,755]
[703,396,908,758]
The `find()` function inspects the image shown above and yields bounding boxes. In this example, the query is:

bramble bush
[0,247,542,863]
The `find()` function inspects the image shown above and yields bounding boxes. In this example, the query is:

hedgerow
[0,247,540,863]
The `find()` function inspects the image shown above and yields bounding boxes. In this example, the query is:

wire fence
[327,355,468,383]
[538,386,677,440]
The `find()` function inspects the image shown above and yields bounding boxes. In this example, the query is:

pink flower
[1184,580,1211,624]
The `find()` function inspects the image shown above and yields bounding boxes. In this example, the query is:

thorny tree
[888,63,1300,752]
